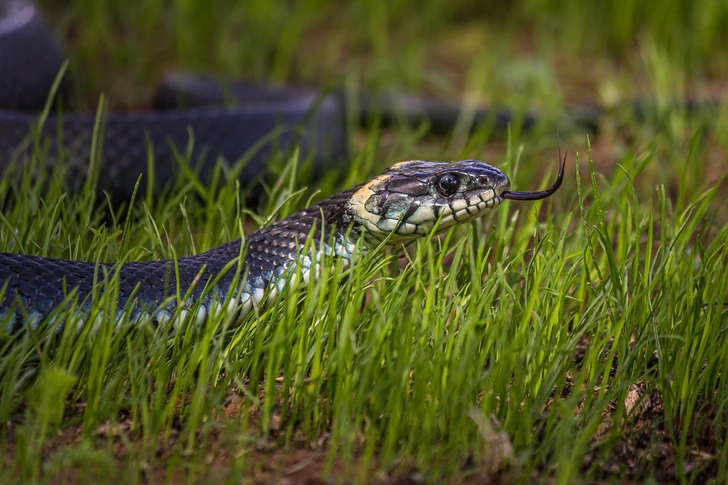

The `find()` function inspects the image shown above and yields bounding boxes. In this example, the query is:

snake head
[345,152,565,245]
[346,159,512,243]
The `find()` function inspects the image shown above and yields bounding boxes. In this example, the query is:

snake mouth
[501,149,566,201]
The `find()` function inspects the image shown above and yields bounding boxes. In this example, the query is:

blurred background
[4,0,728,198]
[34,0,727,108]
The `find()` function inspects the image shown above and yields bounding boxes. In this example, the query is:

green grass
[2,0,728,483]
[2,121,727,483]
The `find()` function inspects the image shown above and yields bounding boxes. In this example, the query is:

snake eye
[437,173,460,195]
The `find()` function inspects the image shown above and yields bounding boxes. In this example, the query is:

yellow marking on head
[349,174,391,225]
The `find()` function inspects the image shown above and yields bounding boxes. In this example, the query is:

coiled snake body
[0,157,564,333]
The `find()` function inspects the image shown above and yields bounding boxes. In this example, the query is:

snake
[0,154,565,334]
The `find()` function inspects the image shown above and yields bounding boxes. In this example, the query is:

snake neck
[234,186,364,313]
[0,187,366,333]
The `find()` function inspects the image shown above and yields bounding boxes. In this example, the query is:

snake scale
[0,155,564,334]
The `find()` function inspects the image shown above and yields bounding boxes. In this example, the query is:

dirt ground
[4,357,725,484]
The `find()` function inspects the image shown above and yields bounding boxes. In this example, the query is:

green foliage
[1,0,727,483]
[1,112,727,482]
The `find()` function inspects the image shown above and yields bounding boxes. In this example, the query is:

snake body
[0,158,563,334]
